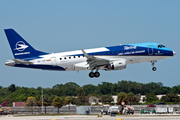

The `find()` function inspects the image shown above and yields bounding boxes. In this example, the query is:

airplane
[4,29,176,78]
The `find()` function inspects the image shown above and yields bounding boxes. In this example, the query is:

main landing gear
[151,61,157,71]
[89,69,100,78]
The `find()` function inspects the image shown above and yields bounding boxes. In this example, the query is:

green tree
[53,96,63,113]
[25,96,36,114]
[144,93,159,103]
[160,93,180,103]
[42,94,51,114]
[117,92,127,105]
[36,95,42,113]
[126,92,135,105]
[82,84,97,95]
[101,95,113,103]
[8,84,16,93]
[65,96,73,113]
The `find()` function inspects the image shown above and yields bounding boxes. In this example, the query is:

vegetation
[52,97,63,113]
[25,96,36,114]
[0,80,180,106]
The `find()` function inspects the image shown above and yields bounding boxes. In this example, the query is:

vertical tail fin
[4,29,47,59]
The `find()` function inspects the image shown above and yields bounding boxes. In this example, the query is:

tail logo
[14,41,28,51]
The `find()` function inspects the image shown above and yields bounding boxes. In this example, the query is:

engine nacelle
[106,60,127,71]
[73,62,89,71]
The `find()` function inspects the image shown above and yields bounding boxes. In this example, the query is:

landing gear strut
[151,61,157,71]
[89,69,100,78]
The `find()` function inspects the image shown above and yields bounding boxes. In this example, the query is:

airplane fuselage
[4,29,175,78]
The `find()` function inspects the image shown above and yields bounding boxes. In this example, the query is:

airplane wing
[81,49,110,69]
[13,59,33,65]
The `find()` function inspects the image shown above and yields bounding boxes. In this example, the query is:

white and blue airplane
[5,29,176,78]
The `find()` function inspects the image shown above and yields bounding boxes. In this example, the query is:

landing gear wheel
[89,72,95,78]
[94,72,100,78]
[152,67,157,71]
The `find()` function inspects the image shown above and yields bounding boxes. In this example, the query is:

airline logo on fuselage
[14,41,28,51]
[124,46,137,50]
[14,41,30,56]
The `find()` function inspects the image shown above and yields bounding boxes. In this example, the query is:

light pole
[42,87,43,113]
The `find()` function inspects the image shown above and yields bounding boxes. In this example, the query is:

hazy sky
[0,0,179,88]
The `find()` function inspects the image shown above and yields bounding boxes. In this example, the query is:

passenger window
[120,51,122,53]
[129,50,131,52]
[78,56,80,58]
[64,57,66,59]
[74,56,76,58]
[107,52,109,54]
[83,55,84,57]
[96,53,99,55]
[69,57,71,59]
[134,49,136,51]
[102,53,104,55]
[124,50,127,52]
[116,51,118,53]
[138,48,140,50]
[60,58,62,60]
[111,52,113,54]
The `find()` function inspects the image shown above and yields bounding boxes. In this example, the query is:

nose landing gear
[151,61,157,71]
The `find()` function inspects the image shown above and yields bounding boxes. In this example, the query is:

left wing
[81,49,110,69]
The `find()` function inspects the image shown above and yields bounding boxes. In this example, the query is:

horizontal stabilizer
[13,59,33,65]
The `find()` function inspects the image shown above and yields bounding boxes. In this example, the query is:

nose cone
[173,51,176,56]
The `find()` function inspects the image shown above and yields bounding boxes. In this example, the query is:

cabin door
[148,45,153,55]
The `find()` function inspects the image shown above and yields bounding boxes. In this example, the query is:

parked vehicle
[147,104,156,107]
[123,106,134,114]
[101,105,109,115]
[155,107,173,114]
[156,103,165,105]
[140,109,150,114]
[108,106,119,114]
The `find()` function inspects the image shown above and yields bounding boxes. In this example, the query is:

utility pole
[42,87,43,113]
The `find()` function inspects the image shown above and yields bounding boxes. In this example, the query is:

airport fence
[2,105,180,115]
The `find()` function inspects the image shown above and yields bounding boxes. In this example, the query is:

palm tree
[53,97,63,113]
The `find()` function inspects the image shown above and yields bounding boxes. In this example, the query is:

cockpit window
[158,44,166,48]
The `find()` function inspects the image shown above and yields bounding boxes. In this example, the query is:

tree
[82,84,97,95]
[8,84,16,93]
[134,94,141,103]
[160,93,180,103]
[53,97,63,113]
[62,82,80,96]
[101,95,113,103]
[126,92,135,105]
[65,96,73,113]
[144,93,159,103]
[42,94,51,114]
[117,92,127,105]
[36,95,42,113]
[26,96,36,114]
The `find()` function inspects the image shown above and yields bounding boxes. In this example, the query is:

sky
[0,0,179,88]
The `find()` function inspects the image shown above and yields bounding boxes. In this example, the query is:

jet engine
[106,60,127,71]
